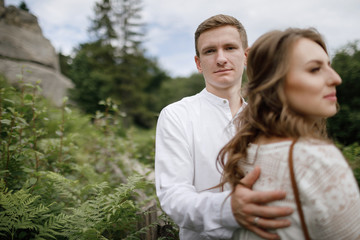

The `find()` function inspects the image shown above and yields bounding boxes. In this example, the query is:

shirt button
[223,100,227,104]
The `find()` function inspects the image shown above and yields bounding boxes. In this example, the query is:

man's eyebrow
[201,41,240,51]
[224,43,239,47]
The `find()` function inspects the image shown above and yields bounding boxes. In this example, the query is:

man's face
[195,25,247,96]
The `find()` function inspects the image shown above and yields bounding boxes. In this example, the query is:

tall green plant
[0,75,159,239]
[0,179,66,240]
[0,77,47,189]
[338,142,360,187]
[0,173,152,240]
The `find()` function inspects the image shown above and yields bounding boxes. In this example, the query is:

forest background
[1,0,360,239]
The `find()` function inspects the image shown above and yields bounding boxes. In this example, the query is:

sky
[5,0,360,77]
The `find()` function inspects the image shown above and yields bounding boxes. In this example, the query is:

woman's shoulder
[295,138,344,160]
[292,138,349,172]
[295,139,360,239]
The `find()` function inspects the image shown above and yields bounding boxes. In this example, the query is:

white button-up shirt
[155,89,246,239]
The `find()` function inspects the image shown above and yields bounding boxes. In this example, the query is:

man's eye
[205,49,215,54]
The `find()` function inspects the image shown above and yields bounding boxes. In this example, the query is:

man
[155,14,293,240]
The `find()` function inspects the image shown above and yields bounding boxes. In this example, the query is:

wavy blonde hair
[217,28,330,189]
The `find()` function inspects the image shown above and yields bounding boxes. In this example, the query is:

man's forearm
[157,185,239,239]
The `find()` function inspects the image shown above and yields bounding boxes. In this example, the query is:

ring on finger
[253,216,260,226]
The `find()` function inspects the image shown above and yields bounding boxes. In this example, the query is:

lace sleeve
[294,142,360,240]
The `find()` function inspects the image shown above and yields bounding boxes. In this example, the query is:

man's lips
[214,68,231,73]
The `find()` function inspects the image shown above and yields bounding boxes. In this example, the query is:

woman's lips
[324,92,337,101]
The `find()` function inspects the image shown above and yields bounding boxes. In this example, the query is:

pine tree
[69,0,169,128]
[112,0,144,55]
[89,0,117,43]
[89,0,144,55]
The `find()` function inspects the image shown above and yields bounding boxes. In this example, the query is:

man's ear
[244,47,250,67]
[194,55,202,73]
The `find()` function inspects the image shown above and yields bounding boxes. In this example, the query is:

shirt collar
[200,88,247,111]
[200,88,230,106]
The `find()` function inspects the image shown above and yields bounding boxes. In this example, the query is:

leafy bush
[0,75,159,239]
[328,41,360,145]
[0,175,149,240]
[337,142,360,187]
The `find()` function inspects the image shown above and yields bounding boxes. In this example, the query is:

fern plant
[0,171,152,239]
[0,74,160,239]
[0,179,66,240]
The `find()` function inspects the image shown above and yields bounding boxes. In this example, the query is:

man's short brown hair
[195,14,248,57]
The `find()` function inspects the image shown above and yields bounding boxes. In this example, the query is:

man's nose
[216,50,227,66]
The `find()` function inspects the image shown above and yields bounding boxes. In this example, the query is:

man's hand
[231,166,293,240]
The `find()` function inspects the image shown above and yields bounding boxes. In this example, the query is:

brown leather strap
[288,140,311,240]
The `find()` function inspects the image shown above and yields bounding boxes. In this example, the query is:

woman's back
[232,139,360,239]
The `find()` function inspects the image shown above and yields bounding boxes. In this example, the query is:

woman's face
[285,38,342,119]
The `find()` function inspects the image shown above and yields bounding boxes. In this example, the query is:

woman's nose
[328,67,342,86]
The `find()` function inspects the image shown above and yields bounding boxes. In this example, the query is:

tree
[89,0,117,43]
[68,0,170,128]
[89,0,144,55]
[112,0,144,55]
[328,41,360,145]
[112,53,169,128]
[69,41,117,114]
[18,1,29,12]
[58,51,72,78]
[156,73,205,109]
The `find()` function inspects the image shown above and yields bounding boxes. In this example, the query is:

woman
[217,28,360,239]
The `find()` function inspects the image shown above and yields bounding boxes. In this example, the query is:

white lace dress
[232,139,360,240]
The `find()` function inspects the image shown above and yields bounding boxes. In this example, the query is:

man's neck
[228,94,242,117]
[206,87,243,117]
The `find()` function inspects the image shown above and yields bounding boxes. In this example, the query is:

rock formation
[0,0,73,106]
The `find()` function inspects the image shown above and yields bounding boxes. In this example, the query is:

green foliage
[18,1,30,12]
[155,213,179,240]
[0,75,160,239]
[0,174,151,240]
[0,77,48,189]
[67,40,170,128]
[156,73,205,108]
[68,41,116,115]
[89,0,117,41]
[0,179,66,240]
[111,54,169,128]
[58,52,73,79]
[111,0,145,55]
[125,127,155,167]
[337,142,360,187]
[89,0,144,54]
[328,41,360,145]
[65,0,171,129]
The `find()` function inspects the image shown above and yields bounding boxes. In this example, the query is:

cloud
[5,0,360,77]
[142,0,360,76]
